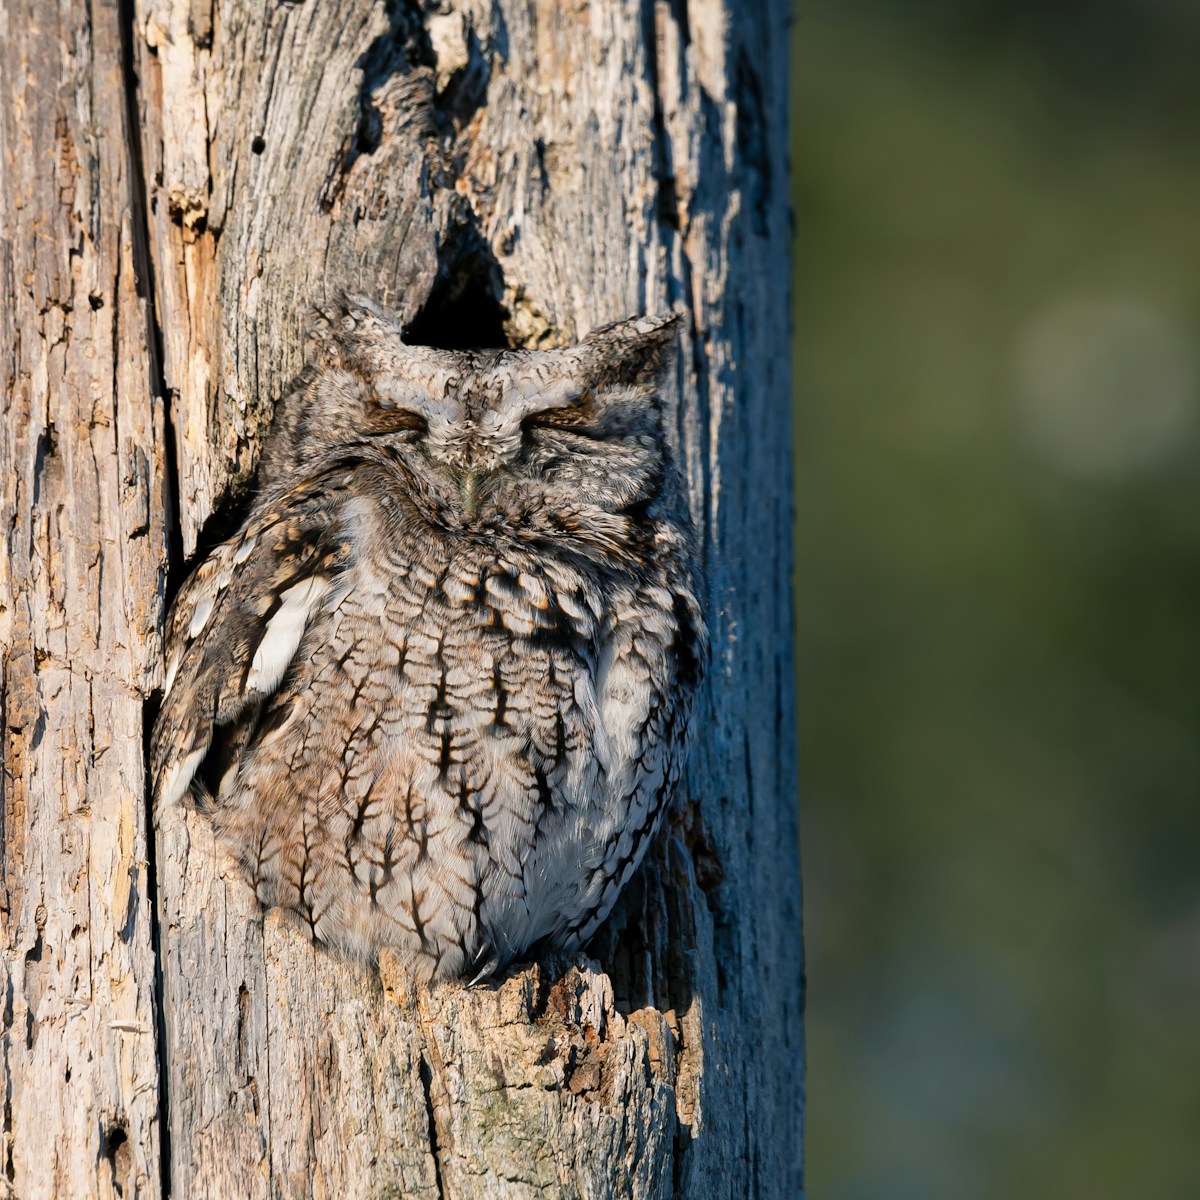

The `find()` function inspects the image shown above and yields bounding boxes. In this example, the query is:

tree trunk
[1,1,801,1197]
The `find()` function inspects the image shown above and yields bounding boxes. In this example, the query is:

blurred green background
[790,2,1200,1197]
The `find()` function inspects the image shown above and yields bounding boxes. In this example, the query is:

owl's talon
[464,943,501,988]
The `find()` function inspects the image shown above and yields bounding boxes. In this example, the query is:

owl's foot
[464,940,501,988]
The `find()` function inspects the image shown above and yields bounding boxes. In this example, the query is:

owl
[151,296,706,982]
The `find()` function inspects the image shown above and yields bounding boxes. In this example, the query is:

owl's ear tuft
[305,292,407,364]
[581,313,682,387]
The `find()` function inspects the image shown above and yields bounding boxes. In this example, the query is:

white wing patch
[162,651,183,699]
[187,592,216,639]
[246,576,331,694]
[159,746,209,808]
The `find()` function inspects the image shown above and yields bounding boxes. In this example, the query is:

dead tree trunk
[2,2,801,1197]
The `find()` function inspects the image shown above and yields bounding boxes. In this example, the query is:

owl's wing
[151,477,351,809]
[554,574,707,950]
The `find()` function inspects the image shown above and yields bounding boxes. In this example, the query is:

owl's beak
[460,469,480,516]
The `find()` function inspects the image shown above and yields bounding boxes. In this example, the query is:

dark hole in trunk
[405,224,510,350]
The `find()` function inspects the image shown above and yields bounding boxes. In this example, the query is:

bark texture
[0,4,169,1196]
[1,1,800,1197]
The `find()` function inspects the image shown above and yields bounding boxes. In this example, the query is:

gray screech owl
[151,296,706,982]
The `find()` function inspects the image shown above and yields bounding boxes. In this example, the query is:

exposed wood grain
[0,3,170,1197]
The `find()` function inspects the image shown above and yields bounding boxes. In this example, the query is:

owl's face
[261,299,680,529]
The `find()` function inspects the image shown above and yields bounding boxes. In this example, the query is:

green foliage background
[791,3,1200,1196]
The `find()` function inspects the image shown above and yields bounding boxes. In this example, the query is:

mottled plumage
[152,296,706,981]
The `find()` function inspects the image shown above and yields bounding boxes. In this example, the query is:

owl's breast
[215,507,689,975]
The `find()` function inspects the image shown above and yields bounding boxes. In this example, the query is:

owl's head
[260,296,682,530]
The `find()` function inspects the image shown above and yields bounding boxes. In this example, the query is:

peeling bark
[2,1,800,1197]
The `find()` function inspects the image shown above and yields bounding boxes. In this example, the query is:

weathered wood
[0,3,170,1197]
[2,0,799,1196]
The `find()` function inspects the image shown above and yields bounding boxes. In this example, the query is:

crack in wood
[417,1051,448,1200]
[120,0,177,1195]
